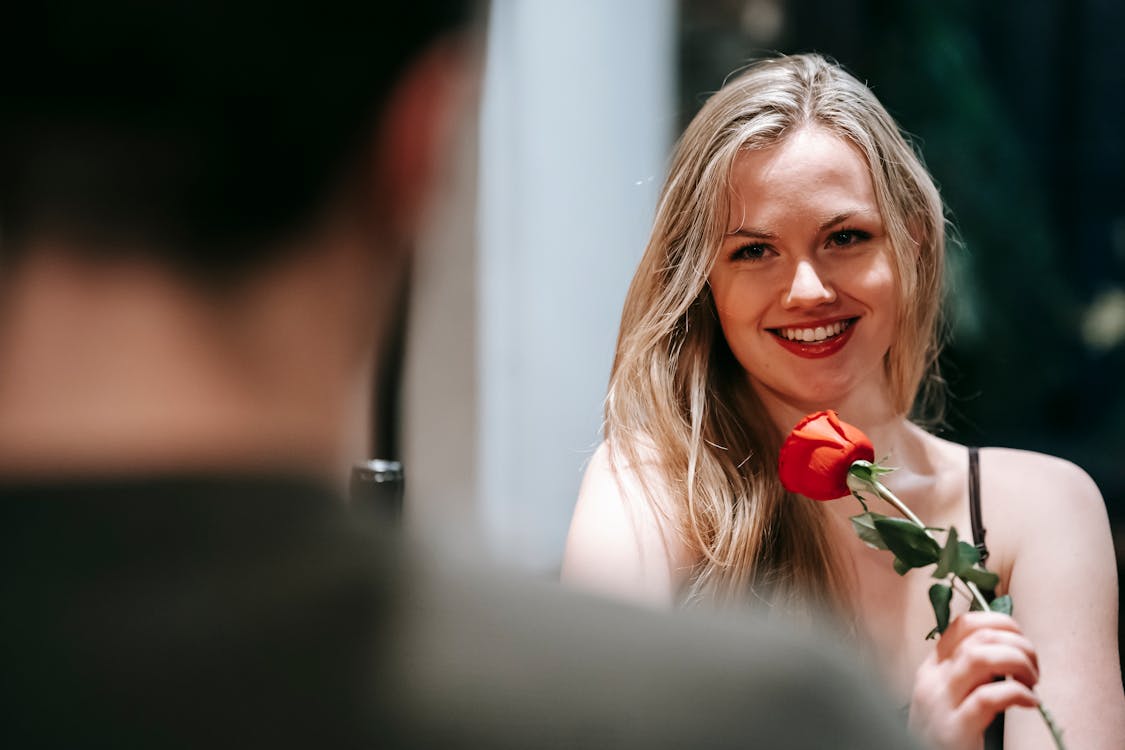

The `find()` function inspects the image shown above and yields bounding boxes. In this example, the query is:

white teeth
[779,319,851,342]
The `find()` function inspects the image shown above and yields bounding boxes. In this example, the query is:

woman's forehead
[723,127,879,231]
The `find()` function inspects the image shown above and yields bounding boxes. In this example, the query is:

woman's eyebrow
[819,209,877,230]
[725,227,777,239]
[727,209,879,238]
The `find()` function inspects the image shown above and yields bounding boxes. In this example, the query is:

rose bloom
[778,410,874,500]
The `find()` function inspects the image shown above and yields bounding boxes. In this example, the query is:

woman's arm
[561,442,694,608]
[988,449,1125,748]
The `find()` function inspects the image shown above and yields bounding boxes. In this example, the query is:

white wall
[405,0,675,574]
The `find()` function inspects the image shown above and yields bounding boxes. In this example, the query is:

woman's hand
[908,611,1040,750]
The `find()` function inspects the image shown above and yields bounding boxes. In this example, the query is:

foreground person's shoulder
[382,548,920,749]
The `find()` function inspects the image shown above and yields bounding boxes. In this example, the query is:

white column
[476,0,675,573]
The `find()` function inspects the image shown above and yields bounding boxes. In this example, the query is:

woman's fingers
[910,613,1044,749]
[911,678,1039,750]
[945,641,1039,703]
[954,679,1039,737]
[939,614,1039,708]
[962,628,1039,672]
[937,611,1024,661]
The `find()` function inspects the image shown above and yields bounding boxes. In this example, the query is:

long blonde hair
[605,54,945,612]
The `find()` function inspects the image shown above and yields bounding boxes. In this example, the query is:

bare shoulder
[978,446,1111,580]
[980,446,1105,519]
[561,441,695,608]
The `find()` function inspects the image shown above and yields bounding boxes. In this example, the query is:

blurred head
[617,53,945,420]
[0,0,476,281]
[0,1,477,477]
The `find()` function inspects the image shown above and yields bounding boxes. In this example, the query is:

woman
[562,54,1123,749]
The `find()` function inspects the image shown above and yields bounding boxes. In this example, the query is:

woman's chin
[751,380,867,418]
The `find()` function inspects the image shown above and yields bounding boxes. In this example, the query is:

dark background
[680,0,1124,671]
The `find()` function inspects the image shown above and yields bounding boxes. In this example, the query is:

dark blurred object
[351,459,405,519]
[371,257,412,463]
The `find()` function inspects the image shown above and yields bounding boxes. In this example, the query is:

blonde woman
[562,54,1123,750]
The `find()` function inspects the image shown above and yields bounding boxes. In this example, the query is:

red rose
[778,410,875,500]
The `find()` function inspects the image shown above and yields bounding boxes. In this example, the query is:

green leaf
[928,582,953,635]
[848,460,875,478]
[988,595,1013,616]
[850,511,890,550]
[933,526,960,579]
[952,541,981,577]
[874,517,941,569]
[851,459,896,477]
[960,565,1000,591]
[893,556,911,576]
[847,462,897,496]
[934,528,982,580]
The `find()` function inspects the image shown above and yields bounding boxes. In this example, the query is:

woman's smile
[767,316,859,358]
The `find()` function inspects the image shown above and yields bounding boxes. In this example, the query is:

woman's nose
[783,260,836,308]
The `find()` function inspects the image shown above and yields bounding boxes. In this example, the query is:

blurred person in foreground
[0,3,917,748]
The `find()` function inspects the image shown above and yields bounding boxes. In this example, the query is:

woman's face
[707,126,898,416]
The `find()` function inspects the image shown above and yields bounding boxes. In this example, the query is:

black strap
[968,446,990,564]
[969,447,1005,748]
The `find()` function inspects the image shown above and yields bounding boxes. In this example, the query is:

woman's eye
[732,243,770,261]
[828,229,871,247]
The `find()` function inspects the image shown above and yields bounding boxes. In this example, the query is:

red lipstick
[769,318,857,359]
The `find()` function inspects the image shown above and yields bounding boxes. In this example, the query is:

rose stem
[864,477,1064,748]
[866,478,923,526]
[949,577,974,603]
[869,479,992,612]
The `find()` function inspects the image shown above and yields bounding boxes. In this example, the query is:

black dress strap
[968,446,989,563]
[968,446,1005,749]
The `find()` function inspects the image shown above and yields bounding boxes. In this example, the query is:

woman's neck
[753,376,943,504]
[754,374,904,444]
